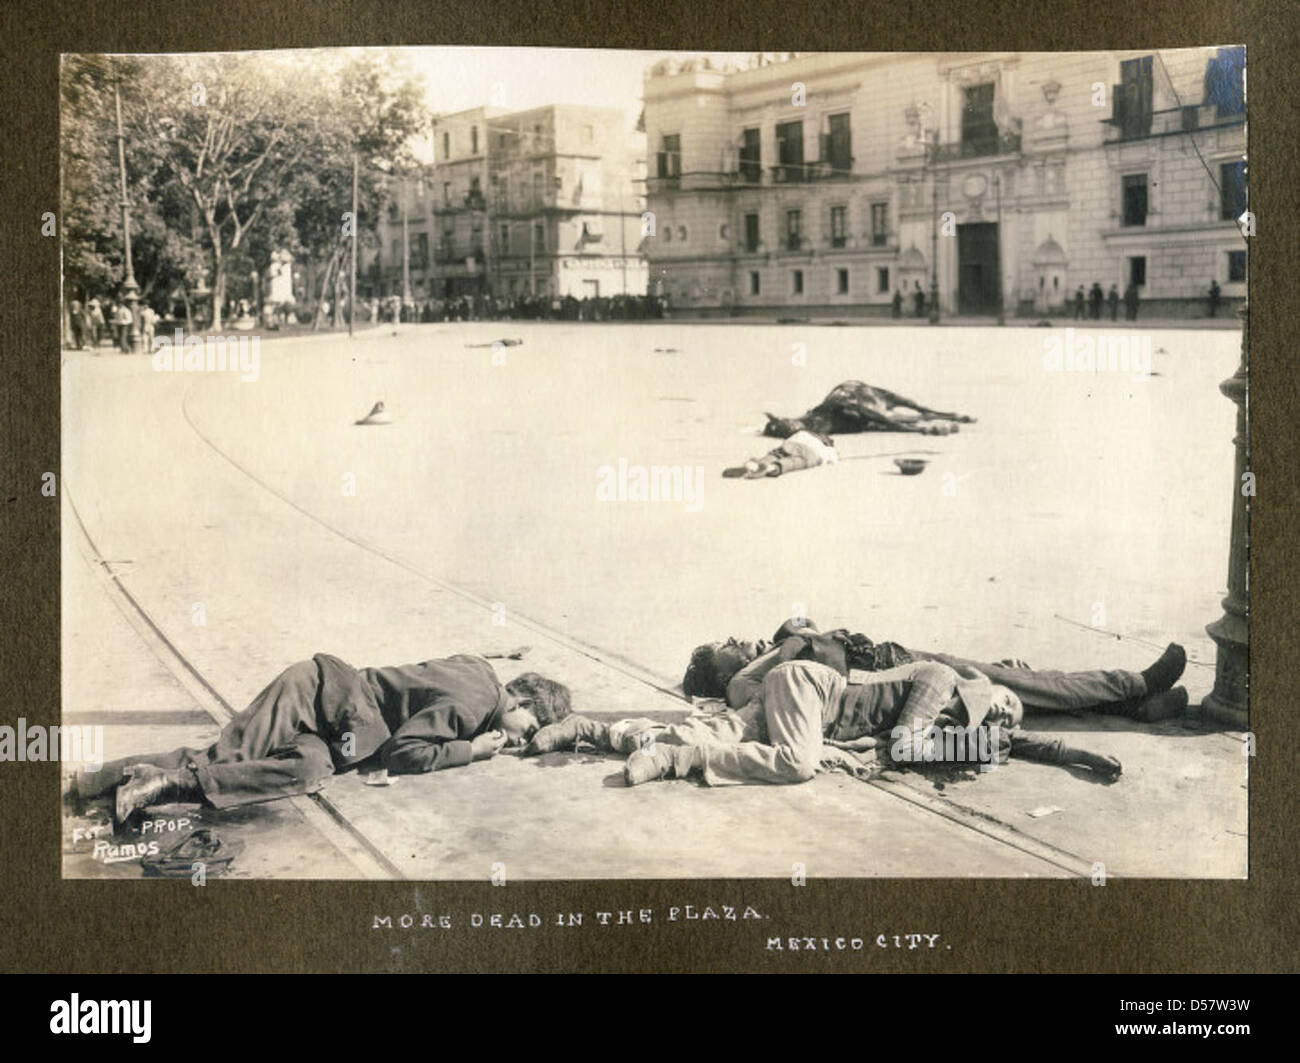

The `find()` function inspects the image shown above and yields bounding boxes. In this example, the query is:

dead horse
[762,380,976,438]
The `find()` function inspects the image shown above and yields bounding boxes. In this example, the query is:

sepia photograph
[54,44,1250,887]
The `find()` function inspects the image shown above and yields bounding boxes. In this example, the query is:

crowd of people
[366,291,670,324]
[1071,282,1139,322]
[64,295,160,353]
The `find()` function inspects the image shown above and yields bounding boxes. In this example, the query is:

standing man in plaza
[138,303,159,354]
[1124,280,1140,321]
[1089,281,1104,320]
[113,300,133,352]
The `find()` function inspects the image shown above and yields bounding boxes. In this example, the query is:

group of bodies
[70,616,1190,824]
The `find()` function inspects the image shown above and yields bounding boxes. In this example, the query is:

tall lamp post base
[1202,303,1249,730]
[122,279,141,354]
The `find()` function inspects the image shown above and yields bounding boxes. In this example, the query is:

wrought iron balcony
[930,130,1022,162]
[1103,101,1245,142]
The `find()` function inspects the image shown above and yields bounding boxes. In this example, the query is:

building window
[441,226,454,257]
[740,127,761,182]
[1116,56,1154,139]
[534,222,545,250]
[410,233,428,270]
[1227,250,1246,283]
[1128,255,1146,287]
[871,202,888,246]
[500,223,510,253]
[830,206,847,248]
[1122,174,1148,227]
[749,271,760,295]
[744,212,760,252]
[471,126,479,155]
[442,132,450,160]
[1220,161,1247,221]
[658,134,681,185]
[443,182,451,206]
[1205,46,1246,117]
[792,270,804,295]
[836,268,849,294]
[877,267,890,293]
[786,209,802,250]
[776,120,804,180]
[825,113,852,172]
[961,83,998,156]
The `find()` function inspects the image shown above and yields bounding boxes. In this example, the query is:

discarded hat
[140,827,244,878]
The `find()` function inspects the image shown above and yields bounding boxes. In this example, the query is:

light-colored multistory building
[642,48,1246,317]
[370,104,648,302]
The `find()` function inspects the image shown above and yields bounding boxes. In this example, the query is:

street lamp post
[349,152,358,339]
[1202,302,1250,729]
[113,69,140,353]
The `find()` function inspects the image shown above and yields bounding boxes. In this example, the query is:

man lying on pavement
[69,652,570,823]
[523,658,1121,787]
[682,618,1189,724]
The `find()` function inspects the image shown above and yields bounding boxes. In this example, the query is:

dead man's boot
[1092,686,1189,723]
[1140,643,1187,694]
[1136,686,1189,722]
[522,715,610,756]
[115,764,201,824]
[623,744,702,786]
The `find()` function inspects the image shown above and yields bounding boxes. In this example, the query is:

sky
[399,47,753,132]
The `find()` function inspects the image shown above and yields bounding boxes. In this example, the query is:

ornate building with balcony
[642,48,1245,317]
[370,104,648,302]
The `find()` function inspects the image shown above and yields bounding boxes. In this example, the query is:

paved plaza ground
[60,320,1249,879]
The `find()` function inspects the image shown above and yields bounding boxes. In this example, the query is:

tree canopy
[61,50,429,329]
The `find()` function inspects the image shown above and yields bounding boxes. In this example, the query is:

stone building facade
[642,49,1246,318]
[370,104,648,302]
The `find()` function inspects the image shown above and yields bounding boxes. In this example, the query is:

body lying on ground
[723,429,838,479]
[521,617,1188,786]
[683,618,1189,724]
[524,659,1124,787]
[763,380,976,438]
[70,654,570,822]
